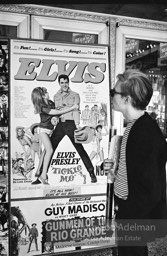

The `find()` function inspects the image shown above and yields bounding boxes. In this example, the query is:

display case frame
[114,23,167,136]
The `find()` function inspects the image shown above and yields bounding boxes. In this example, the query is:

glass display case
[31,15,109,44]
[115,25,167,137]
[125,38,167,137]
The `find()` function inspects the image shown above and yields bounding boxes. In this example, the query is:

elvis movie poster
[10,39,111,199]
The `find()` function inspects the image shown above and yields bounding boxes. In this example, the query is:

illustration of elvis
[34,74,97,184]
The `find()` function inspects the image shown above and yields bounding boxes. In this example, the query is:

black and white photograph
[0,3,167,256]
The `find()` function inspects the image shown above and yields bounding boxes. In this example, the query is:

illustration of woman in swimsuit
[16,127,32,168]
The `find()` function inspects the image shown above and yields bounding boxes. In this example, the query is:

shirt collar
[60,88,71,94]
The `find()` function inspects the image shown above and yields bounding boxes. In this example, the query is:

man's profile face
[59,78,69,93]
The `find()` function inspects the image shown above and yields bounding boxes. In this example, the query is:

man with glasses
[110,88,124,97]
[105,69,167,256]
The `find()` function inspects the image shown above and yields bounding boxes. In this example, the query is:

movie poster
[11,196,115,255]
[10,39,110,199]
[0,39,9,256]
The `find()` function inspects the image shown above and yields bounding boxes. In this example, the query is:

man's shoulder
[53,90,61,99]
[69,90,79,96]
[54,89,79,97]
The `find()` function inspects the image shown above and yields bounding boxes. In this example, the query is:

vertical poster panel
[11,197,115,255]
[0,39,9,256]
[10,39,110,199]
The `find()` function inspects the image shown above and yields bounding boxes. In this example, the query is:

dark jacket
[116,112,167,220]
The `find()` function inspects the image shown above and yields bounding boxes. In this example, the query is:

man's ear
[124,95,131,104]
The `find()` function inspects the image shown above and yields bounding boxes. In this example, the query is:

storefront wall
[0,4,167,256]
[1,4,167,135]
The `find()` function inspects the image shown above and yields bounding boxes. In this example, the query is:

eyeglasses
[110,88,124,97]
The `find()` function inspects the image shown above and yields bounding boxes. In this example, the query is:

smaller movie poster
[11,196,115,255]
[0,202,9,256]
